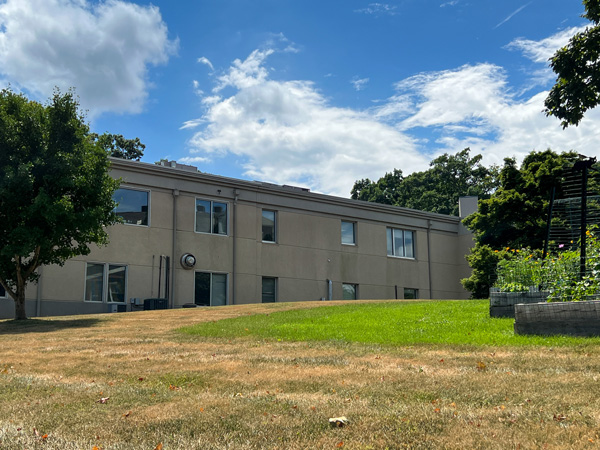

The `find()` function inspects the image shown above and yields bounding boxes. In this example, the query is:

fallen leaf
[97,397,110,404]
[42,433,48,440]
[122,411,131,418]
[477,361,486,371]
[92,446,100,450]
[336,442,344,448]
[154,443,163,450]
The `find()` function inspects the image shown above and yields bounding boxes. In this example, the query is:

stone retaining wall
[514,301,600,337]
[489,290,549,318]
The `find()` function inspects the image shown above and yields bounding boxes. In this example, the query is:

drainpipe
[427,219,433,299]
[327,279,333,300]
[36,266,42,317]
[232,189,240,305]
[170,189,179,308]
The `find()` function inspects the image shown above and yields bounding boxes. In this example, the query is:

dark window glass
[404,288,418,299]
[341,221,356,245]
[195,200,211,233]
[0,283,6,297]
[195,272,227,306]
[342,283,357,300]
[262,210,276,242]
[195,199,227,235]
[113,188,149,226]
[262,277,277,303]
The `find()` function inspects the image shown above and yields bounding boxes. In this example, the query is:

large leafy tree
[545,0,600,127]
[351,148,498,216]
[462,150,579,297]
[94,133,145,161]
[0,89,121,319]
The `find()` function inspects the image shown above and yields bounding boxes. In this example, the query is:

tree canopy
[94,133,145,161]
[0,89,121,319]
[351,148,498,216]
[545,0,600,127]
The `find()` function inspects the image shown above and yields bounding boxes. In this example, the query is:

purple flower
[559,244,565,248]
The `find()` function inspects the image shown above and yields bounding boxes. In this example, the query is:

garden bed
[489,289,549,318]
[514,300,600,336]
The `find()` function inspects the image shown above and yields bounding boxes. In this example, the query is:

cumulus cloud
[183,27,600,197]
[0,0,177,117]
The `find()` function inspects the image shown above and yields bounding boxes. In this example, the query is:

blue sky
[0,0,596,196]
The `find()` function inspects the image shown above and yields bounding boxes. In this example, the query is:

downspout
[170,189,179,308]
[36,266,42,317]
[427,219,433,299]
[232,189,240,305]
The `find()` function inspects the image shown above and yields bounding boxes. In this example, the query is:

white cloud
[183,27,600,198]
[351,77,370,91]
[0,0,177,117]
[494,2,532,29]
[354,3,398,16]
[506,27,584,64]
[197,57,215,72]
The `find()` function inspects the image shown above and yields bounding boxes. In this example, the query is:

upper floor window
[195,199,228,235]
[341,221,356,245]
[262,210,276,242]
[387,228,415,258]
[113,188,149,226]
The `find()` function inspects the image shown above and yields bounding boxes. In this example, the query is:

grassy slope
[1,300,600,449]
[180,300,600,347]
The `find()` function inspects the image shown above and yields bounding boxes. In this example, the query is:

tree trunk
[14,285,27,320]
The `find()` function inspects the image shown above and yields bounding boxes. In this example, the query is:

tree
[0,89,121,320]
[461,150,579,297]
[351,149,498,216]
[545,0,600,127]
[93,133,145,160]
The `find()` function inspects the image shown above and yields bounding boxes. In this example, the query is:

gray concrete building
[0,158,476,318]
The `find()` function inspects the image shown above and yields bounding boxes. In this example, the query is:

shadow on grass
[0,317,104,335]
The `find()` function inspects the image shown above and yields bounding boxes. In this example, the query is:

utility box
[108,304,127,313]
[143,298,168,310]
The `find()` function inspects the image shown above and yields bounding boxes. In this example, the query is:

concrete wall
[0,159,475,319]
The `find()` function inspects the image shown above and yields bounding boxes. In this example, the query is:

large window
[113,188,149,226]
[386,228,415,258]
[342,283,357,300]
[85,263,127,303]
[341,221,356,245]
[262,277,277,303]
[262,210,276,242]
[195,199,228,235]
[194,272,227,306]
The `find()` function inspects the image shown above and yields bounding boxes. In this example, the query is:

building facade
[0,158,476,318]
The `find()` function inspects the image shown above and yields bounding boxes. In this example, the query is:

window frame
[262,210,277,243]
[342,283,358,300]
[386,227,415,259]
[194,198,229,236]
[113,187,150,227]
[194,271,229,306]
[261,276,278,303]
[84,262,128,304]
[341,220,356,246]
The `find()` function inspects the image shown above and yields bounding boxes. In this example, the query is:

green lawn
[180,299,600,347]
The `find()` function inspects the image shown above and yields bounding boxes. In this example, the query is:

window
[194,272,227,306]
[113,188,149,226]
[85,263,127,303]
[341,221,356,245]
[262,210,276,242]
[195,199,228,235]
[0,283,6,298]
[262,277,277,303]
[404,288,419,299]
[342,283,357,300]
[386,228,415,258]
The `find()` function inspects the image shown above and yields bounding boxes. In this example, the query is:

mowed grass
[1,300,600,449]
[180,299,600,347]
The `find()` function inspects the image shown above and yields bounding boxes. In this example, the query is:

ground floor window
[195,272,227,306]
[404,288,418,299]
[262,277,277,303]
[85,263,127,303]
[342,283,357,300]
[0,283,6,298]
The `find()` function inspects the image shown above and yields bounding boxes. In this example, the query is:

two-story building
[0,158,477,318]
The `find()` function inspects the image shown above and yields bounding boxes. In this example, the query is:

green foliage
[545,0,600,127]
[0,88,120,319]
[93,133,145,160]
[351,148,498,216]
[461,150,579,297]
[493,230,600,302]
